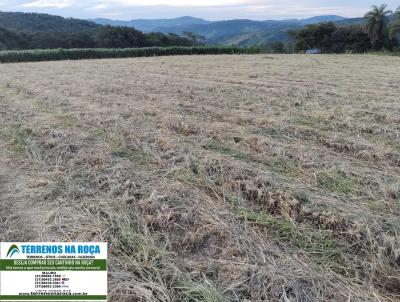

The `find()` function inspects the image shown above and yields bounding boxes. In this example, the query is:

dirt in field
[0,54,400,301]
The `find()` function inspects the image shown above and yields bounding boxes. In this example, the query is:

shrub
[0,46,261,63]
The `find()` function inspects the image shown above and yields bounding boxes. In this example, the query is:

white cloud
[86,3,109,10]
[20,0,71,8]
[105,0,248,7]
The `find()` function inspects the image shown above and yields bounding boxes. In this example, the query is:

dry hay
[0,54,399,301]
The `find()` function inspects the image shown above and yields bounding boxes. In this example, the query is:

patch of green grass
[173,151,349,273]
[238,208,294,238]
[111,147,152,167]
[203,141,237,156]
[177,283,226,302]
[237,208,336,253]
[173,168,222,200]
[374,135,400,150]
[118,227,166,260]
[173,168,241,206]
[49,169,92,200]
[86,128,106,143]
[55,111,79,128]
[292,190,312,204]
[267,156,299,177]
[5,125,30,154]
[203,141,263,165]
[117,213,226,301]
[237,208,352,276]
[143,111,157,117]
[204,140,266,165]
[83,200,224,300]
[252,127,288,140]
[0,124,41,159]
[204,141,300,177]
[316,170,357,196]
[32,100,52,113]
[295,115,325,128]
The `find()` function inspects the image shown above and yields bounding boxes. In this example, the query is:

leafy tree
[161,33,192,46]
[363,4,392,49]
[144,32,193,47]
[330,26,371,53]
[295,22,337,52]
[271,41,286,53]
[0,27,30,50]
[286,29,297,53]
[95,26,146,48]
[389,7,400,39]
[293,23,371,53]
[183,31,205,46]
[29,32,69,49]
[69,32,96,48]
[144,32,170,46]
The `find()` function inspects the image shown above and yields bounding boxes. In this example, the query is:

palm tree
[389,7,400,38]
[364,4,393,49]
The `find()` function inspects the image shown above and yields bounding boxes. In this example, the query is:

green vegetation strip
[0,259,106,271]
[0,296,106,300]
[0,46,261,63]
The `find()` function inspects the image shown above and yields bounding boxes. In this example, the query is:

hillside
[92,15,353,45]
[0,11,198,50]
[0,11,99,32]
[92,16,210,32]
[0,26,29,50]
[0,11,364,47]
[300,15,346,24]
[155,19,301,45]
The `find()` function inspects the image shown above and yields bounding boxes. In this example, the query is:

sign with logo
[0,242,107,301]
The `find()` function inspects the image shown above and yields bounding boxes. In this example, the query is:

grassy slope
[0,54,399,301]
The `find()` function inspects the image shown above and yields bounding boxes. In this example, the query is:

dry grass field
[0,54,399,301]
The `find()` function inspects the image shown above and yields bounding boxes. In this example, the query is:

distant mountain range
[92,16,210,32]
[0,11,367,48]
[92,15,347,32]
[91,15,363,46]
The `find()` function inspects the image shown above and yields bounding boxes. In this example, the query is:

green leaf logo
[6,244,20,258]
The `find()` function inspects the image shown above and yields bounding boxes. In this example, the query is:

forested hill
[0,11,99,32]
[0,11,198,51]
[92,16,210,32]
[92,15,354,46]
[0,26,29,50]
[0,10,396,52]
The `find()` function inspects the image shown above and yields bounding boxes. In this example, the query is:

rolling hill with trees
[0,11,198,50]
[92,16,210,32]
[0,7,399,53]
[91,12,400,48]
[93,15,350,46]
[0,11,100,33]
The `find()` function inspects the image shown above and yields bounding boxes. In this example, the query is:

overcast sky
[0,0,398,20]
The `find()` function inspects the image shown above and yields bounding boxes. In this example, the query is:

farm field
[0,54,399,301]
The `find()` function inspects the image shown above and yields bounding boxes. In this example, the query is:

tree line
[265,4,400,54]
[0,46,260,63]
[0,25,203,51]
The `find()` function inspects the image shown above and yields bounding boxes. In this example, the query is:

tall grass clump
[0,46,261,63]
